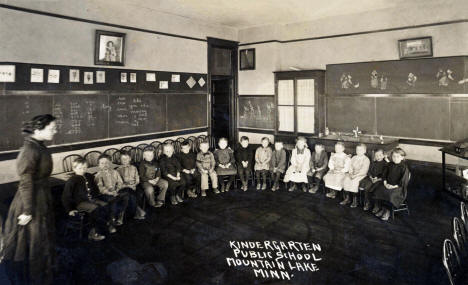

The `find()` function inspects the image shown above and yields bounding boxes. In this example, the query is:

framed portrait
[95,30,125,66]
[239,48,255,70]
[398,37,433,59]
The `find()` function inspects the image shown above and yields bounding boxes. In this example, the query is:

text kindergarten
[226,241,322,281]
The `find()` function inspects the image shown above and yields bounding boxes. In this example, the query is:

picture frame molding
[239,48,256,70]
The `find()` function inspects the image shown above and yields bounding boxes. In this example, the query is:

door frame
[207,37,239,143]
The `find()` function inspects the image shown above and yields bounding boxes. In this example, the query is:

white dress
[343,155,370,193]
[283,147,311,183]
[323,152,351,191]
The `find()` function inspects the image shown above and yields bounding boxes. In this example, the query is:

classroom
[0,0,467,284]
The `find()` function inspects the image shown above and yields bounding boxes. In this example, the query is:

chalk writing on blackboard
[226,240,322,280]
[238,97,275,130]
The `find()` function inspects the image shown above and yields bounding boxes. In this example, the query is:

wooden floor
[32,164,464,284]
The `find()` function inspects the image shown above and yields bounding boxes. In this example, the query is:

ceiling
[113,0,434,28]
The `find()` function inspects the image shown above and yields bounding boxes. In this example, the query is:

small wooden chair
[130,147,144,165]
[112,151,122,165]
[443,238,462,285]
[120,145,134,152]
[62,154,83,172]
[461,202,468,230]
[84,151,102,167]
[136,143,149,150]
[391,172,411,220]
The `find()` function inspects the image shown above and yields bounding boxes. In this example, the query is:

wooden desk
[439,145,468,201]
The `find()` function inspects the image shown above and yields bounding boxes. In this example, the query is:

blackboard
[109,94,166,137]
[326,97,375,134]
[238,96,275,130]
[167,94,207,130]
[450,100,468,141]
[326,56,467,94]
[376,97,450,140]
[53,95,108,144]
[0,95,52,151]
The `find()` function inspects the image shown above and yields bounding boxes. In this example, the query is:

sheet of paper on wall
[130,73,137,83]
[198,77,206,87]
[121,72,127,83]
[186,76,196,88]
[30,68,44,83]
[159,81,169,89]
[84,72,94,84]
[146,72,156,82]
[47,69,60,83]
[69,69,80,82]
[96,71,106,83]
[0,65,15,82]
[171,74,180,82]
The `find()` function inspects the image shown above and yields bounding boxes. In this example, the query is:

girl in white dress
[283,137,311,192]
[324,142,351,199]
[342,144,370,208]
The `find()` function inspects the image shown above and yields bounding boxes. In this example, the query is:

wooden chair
[443,238,462,285]
[174,137,186,153]
[62,211,90,240]
[453,217,468,259]
[391,172,411,220]
[112,151,122,165]
[62,154,83,172]
[163,139,174,146]
[84,151,102,167]
[103,148,119,164]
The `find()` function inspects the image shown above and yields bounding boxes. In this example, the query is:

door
[211,79,231,140]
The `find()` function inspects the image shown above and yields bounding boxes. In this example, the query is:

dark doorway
[211,78,232,139]
[207,37,238,144]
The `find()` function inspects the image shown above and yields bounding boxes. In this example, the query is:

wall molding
[239,19,468,46]
[0,4,207,42]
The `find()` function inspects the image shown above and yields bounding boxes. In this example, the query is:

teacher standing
[2,114,57,285]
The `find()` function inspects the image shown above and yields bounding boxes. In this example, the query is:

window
[276,76,318,135]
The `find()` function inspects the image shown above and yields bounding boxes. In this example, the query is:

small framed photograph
[121,72,127,83]
[96,71,106,83]
[130,72,137,83]
[95,30,125,66]
[0,65,15,82]
[48,69,60,83]
[69,69,80,82]
[146,72,156,82]
[398,37,433,59]
[239,48,255,70]
[84,72,94,84]
[31,68,44,83]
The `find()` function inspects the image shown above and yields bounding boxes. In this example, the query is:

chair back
[62,154,83,172]
[103,148,119,163]
[461,202,468,230]
[453,217,467,257]
[84,151,102,167]
[136,143,149,150]
[443,238,461,285]
[120,145,133,152]
[112,151,122,165]
[130,147,144,165]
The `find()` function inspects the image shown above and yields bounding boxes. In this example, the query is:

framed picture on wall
[239,48,255,70]
[398,37,433,59]
[95,30,126,66]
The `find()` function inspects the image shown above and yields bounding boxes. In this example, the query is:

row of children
[283,137,410,222]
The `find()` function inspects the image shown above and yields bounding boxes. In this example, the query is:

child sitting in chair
[359,149,387,211]
[196,141,218,197]
[214,138,237,193]
[342,144,370,208]
[307,143,328,194]
[323,142,350,199]
[117,152,145,220]
[254,137,272,190]
[270,141,287,191]
[284,136,311,192]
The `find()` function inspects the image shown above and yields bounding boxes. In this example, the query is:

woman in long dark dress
[2,114,57,284]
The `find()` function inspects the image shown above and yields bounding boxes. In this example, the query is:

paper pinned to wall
[146,72,156,82]
[48,69,60,83]
[96,71,106,83]
[159,81,169,89]
[31,68,43,83]
[0,65,15,82]
[171,74,180,82]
